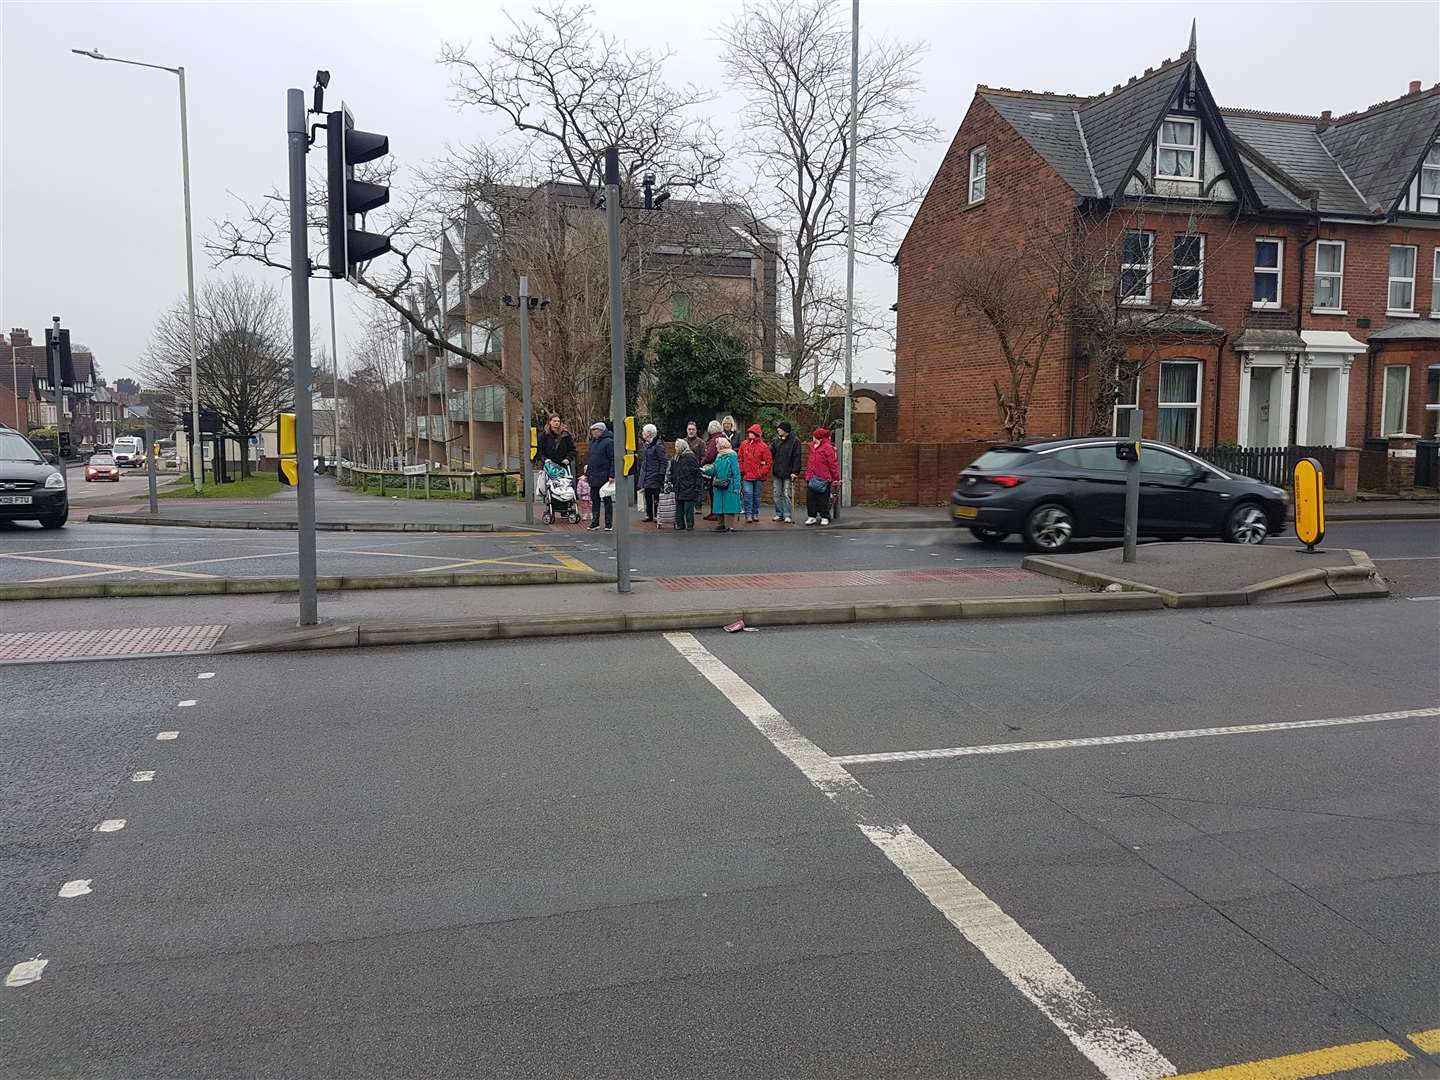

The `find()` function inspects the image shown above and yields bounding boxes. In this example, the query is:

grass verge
[151,474,282,500]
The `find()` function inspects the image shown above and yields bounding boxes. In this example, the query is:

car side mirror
[1185,467,1207,486]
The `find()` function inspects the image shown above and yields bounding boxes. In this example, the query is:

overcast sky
[3,0,1436,389]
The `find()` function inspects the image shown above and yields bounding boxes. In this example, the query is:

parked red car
[84,453,121,482]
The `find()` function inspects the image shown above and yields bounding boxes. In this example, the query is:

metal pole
[50,317,66,488]
[287,88,318,626]
[841,0,859,509]
[328,276,341,478]
[604,147,631,594]
[1122,409,1142,564]
[178,67,203,493]
[519,274,534,525]
[145,419,158,514]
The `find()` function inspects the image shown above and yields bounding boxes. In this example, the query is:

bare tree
[720,0,935,396]
[342,312,409,466]
[137,277,292,475]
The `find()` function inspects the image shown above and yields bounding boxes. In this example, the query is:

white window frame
[1157,359,1203,450]
[1171,233,1204,306]
[1312,240,1345,313]
[1381,365,1410,435]
[968,146,987,205]
[1253,238,1284,309]
[1112,365,1140,435]
[1431,249,1440,318]
[1388,245,1417,314]
[1155,116,1199,181]
[1120,230,1154,306]
[1422,145,1440,198]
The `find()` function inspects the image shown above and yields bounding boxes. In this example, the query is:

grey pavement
[3,600,1437,1078]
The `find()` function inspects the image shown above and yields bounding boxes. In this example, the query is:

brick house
[3,328,102,444]
[407,184,778,469]
[896,35,1440,459]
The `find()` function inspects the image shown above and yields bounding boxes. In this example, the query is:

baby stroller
[541,460,580,525]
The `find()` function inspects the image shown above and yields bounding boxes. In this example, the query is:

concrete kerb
[1023,547,1388,608]
[84,513,534,534]
[0,569,613,602]
[216,590,1166,655]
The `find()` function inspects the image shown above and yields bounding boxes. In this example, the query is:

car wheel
[39,512,68,530]
[1224,501,1269,545]
[969,525,1009,545]
[1022,503,1074,553]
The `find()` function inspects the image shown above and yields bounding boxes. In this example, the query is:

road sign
[1294,457,1325,551]
[402,464,427,476]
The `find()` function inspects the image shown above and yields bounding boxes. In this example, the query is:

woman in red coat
[803,427,839,526]
[736,423,773,523]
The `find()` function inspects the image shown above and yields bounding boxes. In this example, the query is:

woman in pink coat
[803,427,839,526]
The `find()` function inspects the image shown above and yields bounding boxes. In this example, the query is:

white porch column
[1294,354,1313,447]
[1237,356,1252,445]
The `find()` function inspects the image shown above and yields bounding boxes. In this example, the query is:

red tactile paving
[657,567,1034,592]
[0,625,226,662]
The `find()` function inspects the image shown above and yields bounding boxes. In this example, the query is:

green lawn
[150,473,283,500]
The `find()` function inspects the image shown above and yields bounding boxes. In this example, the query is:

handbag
[807,475,830,494]
[599,479,616,499]
[713,476,730,490]
[657,489,676,526]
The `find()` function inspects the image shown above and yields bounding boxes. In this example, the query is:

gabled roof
[1319,87,1440,213]
[968,36,1440,219]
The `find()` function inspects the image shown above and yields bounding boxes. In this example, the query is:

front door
[1306,368,1337,445]
[1248,367,1282,447]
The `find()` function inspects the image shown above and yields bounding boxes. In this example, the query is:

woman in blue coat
[701,436,741,532]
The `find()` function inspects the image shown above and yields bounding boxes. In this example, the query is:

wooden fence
[336,464,523,500]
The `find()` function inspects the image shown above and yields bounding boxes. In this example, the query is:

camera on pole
[326,104,391,279]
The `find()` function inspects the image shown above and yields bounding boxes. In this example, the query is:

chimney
[9,328,31,348]
[1318,109,1332,130]
[1409,80,1422,94]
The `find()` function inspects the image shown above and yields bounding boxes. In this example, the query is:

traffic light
[45,327,74,387]
[326,104,391,280]
[1115,440,1140,462]
[277,411,298,485]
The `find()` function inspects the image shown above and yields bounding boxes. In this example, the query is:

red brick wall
[895,96,1077,445]
[850,441,990,505]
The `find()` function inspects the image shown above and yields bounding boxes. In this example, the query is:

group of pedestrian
[533,413,841,533]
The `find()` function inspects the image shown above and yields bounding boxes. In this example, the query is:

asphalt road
[0,517,1434,588]
[61,469,164,507]
[4,599,1437,1079]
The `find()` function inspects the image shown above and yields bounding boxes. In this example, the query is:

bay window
[1381,366,1410,435]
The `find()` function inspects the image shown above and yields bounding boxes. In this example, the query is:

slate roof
[971,46,1440,220]
[1368,320,1440,341]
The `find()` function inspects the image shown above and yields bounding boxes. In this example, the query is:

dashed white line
[833,706,1440,766]
[197,672,215,679]
[131,770,155,782]
[5,958,47,987]
[664,631,1174,1080]
[156,731,179,741]
[58,879,92,898]
[94,819,126,832]
[177,700,196,708]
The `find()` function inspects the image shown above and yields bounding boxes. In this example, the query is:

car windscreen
[968,448,1031,470]
[89,455,116,465]
[0,432,43,463]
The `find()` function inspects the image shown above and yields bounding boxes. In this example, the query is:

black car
[951,437,1288,552]
[0,425,69,528]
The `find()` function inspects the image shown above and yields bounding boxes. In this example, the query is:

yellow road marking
[1409,1029,1440,1054]
[528,543,595,574]
[1171,1038,1411,1080]
[2,553,217,581]
[411,556,569,574]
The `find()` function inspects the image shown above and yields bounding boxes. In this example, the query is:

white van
[112,435,145,468]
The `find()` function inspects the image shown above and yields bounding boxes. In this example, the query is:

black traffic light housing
[1115,440,1140,462]
[326,104,391,279]
[45,327,75,387]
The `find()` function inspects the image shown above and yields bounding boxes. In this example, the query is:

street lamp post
[841,0,859,509]
[72,47,203,493]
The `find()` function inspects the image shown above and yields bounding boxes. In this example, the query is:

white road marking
[5,958,47,987]
[197,672,215,679]
[1406,595,1440,602]
[131,770,155,782]
[833,706,1440,766]
[156,731,179,741]
[94,819,126,832]
[177,700,196,707]
[58,879,92,898]
[664,631,1174,1080]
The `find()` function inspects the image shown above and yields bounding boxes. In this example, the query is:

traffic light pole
[49,316,66,489]
[1123,409,1142,565]
[519,275,533,525]
[287,88,319,626]
[604,148,631,594]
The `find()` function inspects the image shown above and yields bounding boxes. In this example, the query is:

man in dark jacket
[684,421,705,460]
[584,421,615,531]
[770,421,802,524]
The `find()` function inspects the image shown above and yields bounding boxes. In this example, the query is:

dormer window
[1422,145,1440,198]
[1156,117,1198,181]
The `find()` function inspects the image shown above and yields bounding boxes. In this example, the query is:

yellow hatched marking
[1,553,217,581]
[1172,1038,1410,1080]
[1408,1029,1440,1054]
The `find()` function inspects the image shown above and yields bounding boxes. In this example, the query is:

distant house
[896,33,1440,450]
[3,327,100,441]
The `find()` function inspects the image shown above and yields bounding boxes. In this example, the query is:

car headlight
[44,472,67,489]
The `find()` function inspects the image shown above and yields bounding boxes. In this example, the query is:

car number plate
[0,495,33,505]
[952,505,978,519]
